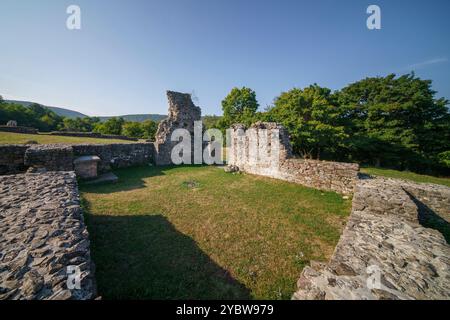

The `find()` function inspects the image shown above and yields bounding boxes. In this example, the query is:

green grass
[79,165,351,300]
[361,167,450,187]
[0,131,139,144]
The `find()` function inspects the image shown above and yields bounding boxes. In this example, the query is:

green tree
[221,87,259,127]
[94,117,125,135]
[267,85,347,159]
[337,73,450,171]
[141,119,158,140]
[122,121,144,138]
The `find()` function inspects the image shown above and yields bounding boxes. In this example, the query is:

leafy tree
[221,87,259,127]
[122,121,144,138]
[94,117,125,135]
[337,73,450,171]
[141,119,158,140]
[267,85,347,159]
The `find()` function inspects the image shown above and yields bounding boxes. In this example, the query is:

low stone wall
[228,122,359,195]
[25,144,74,172]
[72,143,155,173]
[292,177,450,300]
[0,145,29,175]
[0,172,96,300]
[49,131,138,141]
[0,143,155,175]
[0,126,38,134]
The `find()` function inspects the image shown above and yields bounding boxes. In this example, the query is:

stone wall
[72,143,155,173]
[292,177,450,300]
[154,91,202,165]
[25,145,74,172]
[0,145,29,175]
[49,131,138,141]
[0,172,96,300]
[0,125,38,134]
[228,122,359,195]
[0,143,155,175]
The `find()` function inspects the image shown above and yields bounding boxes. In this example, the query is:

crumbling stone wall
[292,177,450,300]
[0,172,96,300]
[25,144,74,172]
[154,91,202,165]
[228,122,359,195]
[72,143,154,173]
[0,143,155,175]
[0,145,29,175]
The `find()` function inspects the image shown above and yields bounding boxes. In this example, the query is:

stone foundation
[292,177,450,300]
[0,172,96,300]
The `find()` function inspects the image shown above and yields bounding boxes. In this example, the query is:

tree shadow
[84,213,252,300]
[404,190,450,244]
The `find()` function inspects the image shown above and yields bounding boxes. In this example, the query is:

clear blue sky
[1,0,449,116]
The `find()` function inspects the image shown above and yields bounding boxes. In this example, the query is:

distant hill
[3,99,167,122]
[99,114,167,122]
[5,100,88,119]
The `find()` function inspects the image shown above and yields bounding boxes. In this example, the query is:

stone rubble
[0,172,96,300]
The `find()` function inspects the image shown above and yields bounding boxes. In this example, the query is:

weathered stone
[0,172,97,300]
[228,122,359,195]
[292,177,450,300]
[73,156,101,179]
[154,91,202,165]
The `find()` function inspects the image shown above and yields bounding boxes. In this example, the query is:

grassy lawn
[361,166,450,187]
[79,165,351,300]
[0,132,139,144]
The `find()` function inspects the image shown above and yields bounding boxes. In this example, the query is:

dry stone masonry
[154,91,202,165]
[0,143,155,176]
[292,177,450,300]
[0,172,96,300]
[228,122,359,195]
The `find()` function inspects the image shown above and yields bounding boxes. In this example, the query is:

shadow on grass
[79,165,209,194]
[85,212,251,299]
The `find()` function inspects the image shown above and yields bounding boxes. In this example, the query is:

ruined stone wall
[154,91,202,165]
[0,125,38,134]
[0,143,155,175]
[228,122,359,195]
[0,172,96,300]
[0,145,29,175]
[292,177,450,300]
[72,143,154,173]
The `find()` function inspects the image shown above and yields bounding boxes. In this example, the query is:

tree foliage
[221,87,259,127]
[266,85,347,159]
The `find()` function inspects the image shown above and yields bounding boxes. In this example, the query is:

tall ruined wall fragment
[154,91,202,165]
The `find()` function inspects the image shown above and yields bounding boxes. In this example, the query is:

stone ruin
[292,177,450,300]
[228,122,359,195]
[154,91,202,165]
[1,90,449,300]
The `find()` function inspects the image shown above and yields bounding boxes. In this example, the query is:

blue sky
[1,0,449,116]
